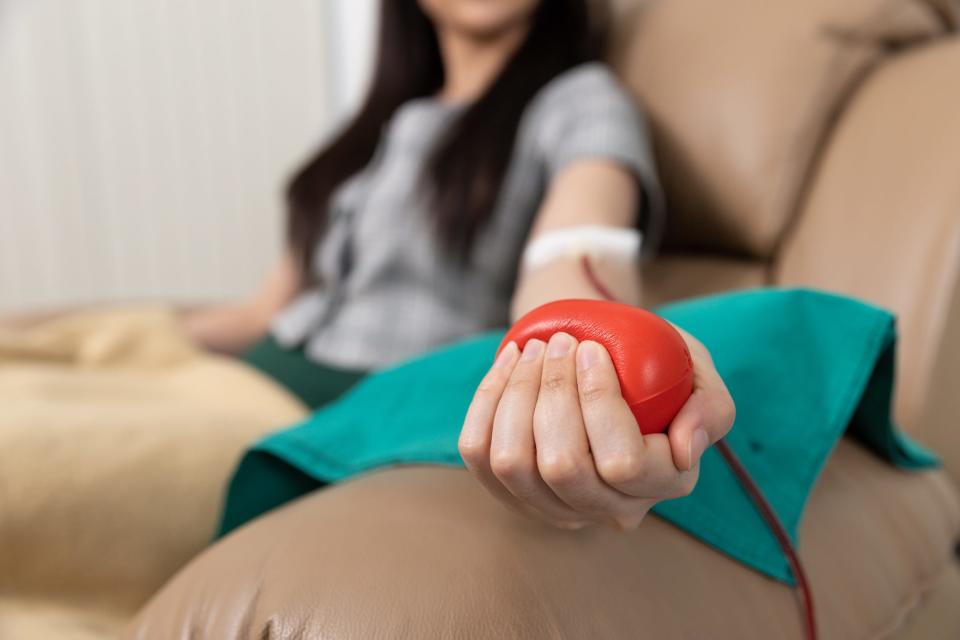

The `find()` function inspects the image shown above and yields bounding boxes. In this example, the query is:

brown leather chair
[127,0,960,637]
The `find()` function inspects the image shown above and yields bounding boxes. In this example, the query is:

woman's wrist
[509,254,643,323]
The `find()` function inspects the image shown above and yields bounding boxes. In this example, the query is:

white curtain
[0,0,338,312]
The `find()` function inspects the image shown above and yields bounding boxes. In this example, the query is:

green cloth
[219,288,938,584]
[228,335,370,531]
[241,334,368,409]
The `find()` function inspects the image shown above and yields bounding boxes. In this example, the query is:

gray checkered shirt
[271,63,664,370]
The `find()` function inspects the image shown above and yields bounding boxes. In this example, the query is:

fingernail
[576,341,600,370]
[546,333,573,359]
[493,341,518,368]
[688,427,709,470]
[520,339,545,362]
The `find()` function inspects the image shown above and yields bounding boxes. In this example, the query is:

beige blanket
[0,307,308,639]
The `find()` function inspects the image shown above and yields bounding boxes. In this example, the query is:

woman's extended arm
[459,159,735,532]
[509,159,642,320]
[178,249,302,354]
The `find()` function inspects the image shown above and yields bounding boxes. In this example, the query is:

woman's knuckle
[475,378,500,396]
[541,370,569,394]
[596,451,644,486]
[538,451,584,485]
[457,437,485,464]
[504,375,535,394]
[490,450,528,480]
[579,381,607,404]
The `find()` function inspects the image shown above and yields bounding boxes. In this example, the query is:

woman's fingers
[489,338,589,527]
[458,342,533,512]
[459,339,587,529]
[534,333,654,530]
[576,340,700,501]
[665,328,737,472]
[460,330,720,533]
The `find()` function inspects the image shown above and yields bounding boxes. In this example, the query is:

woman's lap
[240,334,368,410]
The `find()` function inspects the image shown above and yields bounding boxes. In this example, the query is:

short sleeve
[529,63,666,247]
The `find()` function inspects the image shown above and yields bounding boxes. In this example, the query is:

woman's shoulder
[527,62,636,128]
[516,62,649,167]
[519,62,643,144]
[535,62,633,107]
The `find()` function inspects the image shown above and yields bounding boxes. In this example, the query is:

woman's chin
[421,0,540,41]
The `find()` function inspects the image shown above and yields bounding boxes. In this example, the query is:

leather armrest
[125,440,960,639]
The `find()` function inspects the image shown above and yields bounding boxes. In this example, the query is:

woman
[15,0,735,534]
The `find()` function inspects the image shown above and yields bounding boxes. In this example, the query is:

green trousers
[222,334,368,535]
[241,334,368,410]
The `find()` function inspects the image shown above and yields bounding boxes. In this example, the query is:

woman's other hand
[179,250,302,354]
[458,330,734,531]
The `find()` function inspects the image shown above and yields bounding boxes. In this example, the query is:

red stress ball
[498,299,694,435]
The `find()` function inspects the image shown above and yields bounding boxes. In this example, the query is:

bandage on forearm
[521,225,643,273]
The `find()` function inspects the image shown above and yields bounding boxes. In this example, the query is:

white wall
[0,0,346,312]
[323,0,378,123]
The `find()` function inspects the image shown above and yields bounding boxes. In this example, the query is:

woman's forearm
[509,254,643,323]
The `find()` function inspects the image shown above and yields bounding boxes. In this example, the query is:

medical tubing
[579,254,817,640]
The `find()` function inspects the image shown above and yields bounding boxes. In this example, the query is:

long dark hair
[286,0,603,275]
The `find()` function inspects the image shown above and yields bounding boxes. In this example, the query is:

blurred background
[0,0,377,313]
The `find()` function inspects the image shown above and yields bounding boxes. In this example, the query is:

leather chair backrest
[608,0,950,259]
[606,0,960,451]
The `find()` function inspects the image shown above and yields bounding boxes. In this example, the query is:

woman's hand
[179,250,302,354]
[458,329,735,531]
